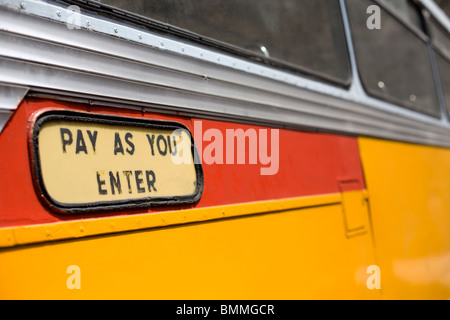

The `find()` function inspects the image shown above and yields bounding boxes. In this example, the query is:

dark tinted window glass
[436,52,450,117]
[94,0,351,84]
[435,0,450,18]
[346,0,440,117]
[429,18,450,56]
[382,0,423,29]
[428,5,450,118]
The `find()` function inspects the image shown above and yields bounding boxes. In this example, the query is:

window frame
[58,0,354,88]
[427,14,450,61]
[425,12,450,119]
[347,0,442,118]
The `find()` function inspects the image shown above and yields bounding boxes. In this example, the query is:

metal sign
[29,110,203,213]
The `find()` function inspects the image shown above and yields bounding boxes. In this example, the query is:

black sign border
[29,109,204,214]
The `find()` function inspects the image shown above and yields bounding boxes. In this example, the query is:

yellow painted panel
[0,193,341,247]
[0,202,378,299]
[359,137,450,299]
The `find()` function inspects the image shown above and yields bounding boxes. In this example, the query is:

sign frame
[28,109,204,213]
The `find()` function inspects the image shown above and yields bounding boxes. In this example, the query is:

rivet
[86,20,90,27]
[114,27,118,33]
[56,10,61,17]
[160,41,164,47]
[138,34,142,39]
[20,2,25,9]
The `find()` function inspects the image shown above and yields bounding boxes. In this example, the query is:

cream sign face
[30,111,203,213]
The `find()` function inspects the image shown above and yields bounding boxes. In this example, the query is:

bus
[0,0,449,299]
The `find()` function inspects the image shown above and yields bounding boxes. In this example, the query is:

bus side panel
[0,98,379,299]
[0,98,365,228]
[0,203,377,299]
[359,137,450,299]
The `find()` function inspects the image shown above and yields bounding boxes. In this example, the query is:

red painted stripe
[0,98,365,227]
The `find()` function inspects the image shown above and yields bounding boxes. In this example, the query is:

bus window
[88,0,352,86]
[429,17,450,56]
[382,0,423,29]
[346,0,441,117]
[434,0,450,18]
[430,17,450,118]
[435,53,450,118]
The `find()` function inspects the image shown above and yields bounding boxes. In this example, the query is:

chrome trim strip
[0,84,28,111]
[420,0,450,34]
[0,84,28,133]
[0,0,349,98]
[0,110,13,133]
[0,0,450,147]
